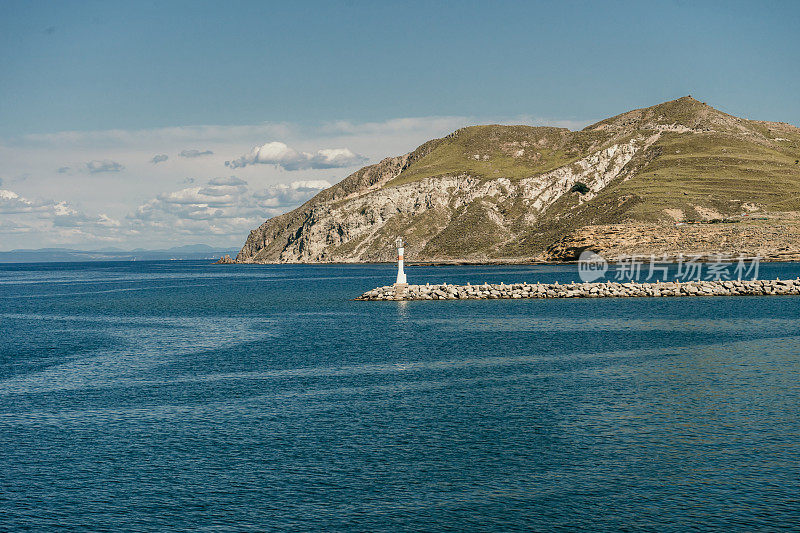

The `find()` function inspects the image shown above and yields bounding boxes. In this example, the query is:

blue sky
[1,0,798,250]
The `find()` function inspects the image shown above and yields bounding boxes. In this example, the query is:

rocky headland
[234,97,800,264]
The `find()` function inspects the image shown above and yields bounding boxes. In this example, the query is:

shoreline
[356,279,800,301]
[222,255,800,266]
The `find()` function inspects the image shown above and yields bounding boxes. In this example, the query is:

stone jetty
[356,279,800,301]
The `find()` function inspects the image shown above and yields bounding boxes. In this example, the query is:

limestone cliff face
[237,136,651,262]
[236,97,800,263]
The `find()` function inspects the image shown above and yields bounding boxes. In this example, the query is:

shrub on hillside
[570,182,590,194]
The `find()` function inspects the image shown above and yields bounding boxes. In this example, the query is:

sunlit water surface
[1,261,799,531]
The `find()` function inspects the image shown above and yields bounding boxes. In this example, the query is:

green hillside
[616,131,800,220]
[386,96,800,222]
[387,125,614,187]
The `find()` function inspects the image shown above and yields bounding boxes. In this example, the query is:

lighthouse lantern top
[395,237,404,248]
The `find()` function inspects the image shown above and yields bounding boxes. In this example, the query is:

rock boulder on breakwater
[356,279,800,301]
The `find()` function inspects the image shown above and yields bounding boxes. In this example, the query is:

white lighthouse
[395,237,407,285]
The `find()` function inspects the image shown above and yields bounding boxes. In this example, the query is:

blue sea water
[1,260,799,531]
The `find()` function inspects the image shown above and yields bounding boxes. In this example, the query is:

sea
[1,260,799,531]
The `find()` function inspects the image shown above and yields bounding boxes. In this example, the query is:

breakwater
[356,279,800,301]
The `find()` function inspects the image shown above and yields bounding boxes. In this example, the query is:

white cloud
[0,188,47,214]
[208,176,247,186]
[1,189,20,200]
[225,141,367,170]
[252,180,332,208]
[54,160,126,175]
[85,160,124,173]
[98,213,121,227]
[290,180,332,190]
[179,149,213,158]
[150,154,168,164]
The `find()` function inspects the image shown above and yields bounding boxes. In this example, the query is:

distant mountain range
[0,244,239,263]
[235,96,800,263]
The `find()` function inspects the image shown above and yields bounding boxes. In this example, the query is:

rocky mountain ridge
[235,97,800,263]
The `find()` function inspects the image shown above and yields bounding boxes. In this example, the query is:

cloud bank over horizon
[0,175,331,250]
[1,187,121,245]
[129,176,330,244]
